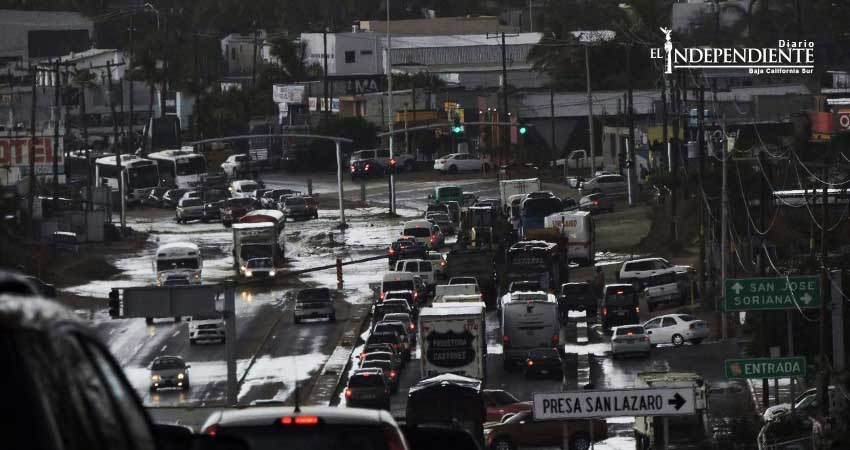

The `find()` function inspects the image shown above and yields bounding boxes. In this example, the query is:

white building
[300,31,383,76]
[221,30,278,75]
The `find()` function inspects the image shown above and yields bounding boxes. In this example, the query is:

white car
[189,318,225,344]
[221,154,250,177]
[643,313,709,346]
[619,257,691,290]
[763,387,835,422]
[227,179,261,199]
[433,153,489,174]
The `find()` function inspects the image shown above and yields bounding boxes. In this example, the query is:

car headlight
[269,270,276,276]
[245,270,252,277]
[177,373,185,380]
[151,374,161,382]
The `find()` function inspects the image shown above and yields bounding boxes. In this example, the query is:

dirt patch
[316,196,369,209]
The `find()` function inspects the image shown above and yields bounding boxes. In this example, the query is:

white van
[393,259,436,286]
[379,272,423,303]
[155,242,202,286]
[402,219,439,249]
[501,292,560,368]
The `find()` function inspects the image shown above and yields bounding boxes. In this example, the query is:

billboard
[273,84,306,104]
[0,134,64,186]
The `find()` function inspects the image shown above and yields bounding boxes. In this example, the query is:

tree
[131,35,164,152]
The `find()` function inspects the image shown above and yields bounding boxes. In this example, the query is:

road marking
[171,330,180,338]
[160,345,167,352]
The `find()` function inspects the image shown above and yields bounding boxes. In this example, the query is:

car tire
[491,438,515,450]
[691,338,703,345]
[570,433,591,450]
[449,165,458,174]
[672,334,685,346]
[483,163,491,172]
[149,385,157,393]
[182,381,190,391]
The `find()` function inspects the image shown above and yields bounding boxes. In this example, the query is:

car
[252,188,271,207]
[294,288,336,323]
[579,192,614,214]
[475,198,501,208]
[388,237,428,269]
[425,203,450,216]
[304,196,319,219]
[227,179,262,199]
[345,368,392,409]
[643,271,685,311]
[180,190,203,201]
[220,196,256,226]
[366,331,408,362]
[161,188,188,208]
[360,346,402,371]
[643,313,709,346]
[600,284,640,331]
[373,320,412,356]
[149,355,190,392]
[431,225,446,249]
[403,219,442,249]
[425,212,455,234]
[619,257,691,291]
[189,318,225,344]
[380,272,423,303]
[220,154,249,177]
[461,192,479,207]
[350,158,384,180]
[523,348,563,380]
[360,359,400,393]
[425,251,447,278]
[260,188,299,208]
[383,290,417,311]
[449,276,480,293]
[350,148,416,172]
[578,173,628,196]
[176,197,205,223]
[763,387,835,422]
[201,405,408,449]
[243,256,275,278]
[507,280,541,293]
[433,153,489,173]
[610,324,651,358]
[281,196,310,220]
[145,187,171,207]
[374,299,414,323]
[394,259,437,287]
[484,410,607,450]
[559,282,598,322]
[482,390,532,423]
[383,312,416,341]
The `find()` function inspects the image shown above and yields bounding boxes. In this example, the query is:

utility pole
[106,60,125,230]
[160,11,168,117]
[819,159,830,417]
[251,29,259,90]
[585,45,595,172]
[661,74,668,173]
[28,64,37,232]
[759,149,770,408]
[387,1,396,215]
[500,31,509,166]
[550,86,558,179]
[720,113,728,342]
[404,103,409,154]
[52,60,61,205]
[322,27,330,124]
[626,46,636,207]
[128,16,135,155]
[671,73,679,241]
[697,84,706,306]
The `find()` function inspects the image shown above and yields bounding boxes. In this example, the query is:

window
[345,51,355,63]
[420,262,432,271]
[231,47,236,60]
[661,317,676,327]
[644,318,661,329]
[360,50,373,55]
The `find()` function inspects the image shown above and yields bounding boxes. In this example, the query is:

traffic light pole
[386,4,396,215]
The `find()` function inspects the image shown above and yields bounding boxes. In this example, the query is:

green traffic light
[519,126,527,135]
[452,125,463,134]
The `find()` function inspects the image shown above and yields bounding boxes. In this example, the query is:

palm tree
[71,68,97,211]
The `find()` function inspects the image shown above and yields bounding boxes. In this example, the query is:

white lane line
[160,345,167,352]
[171,330,180,338]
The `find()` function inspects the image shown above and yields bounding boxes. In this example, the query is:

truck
[418,302,486,381]
[501,292,560,369]
[543,211,595,265]
[434,284,480,303]
[445,247,498,307]
[633,371,709,450]
[231,210,285,278]
[499,178,541,208]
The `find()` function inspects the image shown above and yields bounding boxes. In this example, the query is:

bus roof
[147,149,203,160]
[156,242,200,257]
[94,154,154,166]
[240,209,285,223]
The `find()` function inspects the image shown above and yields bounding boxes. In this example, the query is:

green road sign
[723,276,820,312]
[725,357,807,379]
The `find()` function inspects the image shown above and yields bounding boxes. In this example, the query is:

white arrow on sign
[533,387,696,420]
[800,293,813,305]
[731,282,744,295]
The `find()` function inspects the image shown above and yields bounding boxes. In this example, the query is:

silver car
[176,198,205,223]
[294,288,336,323]
[610,325,651,358]
[149,355,190,392]
[579,174,628,196]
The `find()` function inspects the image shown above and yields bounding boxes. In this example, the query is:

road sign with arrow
[533,387,696,420]
[723,276,820,312]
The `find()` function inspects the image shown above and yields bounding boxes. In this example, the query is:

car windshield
[511,281,540,291]
[437,187,462,197]
[217,425,389,450]
[678,314,699,322]
[239,183,260,192]
[615,326,645,336]
[563,284,591,295]
[383,313,411,324]
[175,156,207,176]
[522,198,562,217]
[156,258,199,271]
[286,197,306,205]
[606,290,637,304]
[181,199,203,207]
[383,281,413,291]
[227,198,255,207]
[403,228,430,237]
[152,358,184,370]
[450,278,476,285]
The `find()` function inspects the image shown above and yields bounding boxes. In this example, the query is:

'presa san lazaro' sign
[533,388,696,420]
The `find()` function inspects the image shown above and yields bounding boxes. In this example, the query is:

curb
[306,303,372,405]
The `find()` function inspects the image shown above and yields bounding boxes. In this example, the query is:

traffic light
[108,289,120,318]
[451,119,464,134]
[518,125,528,135]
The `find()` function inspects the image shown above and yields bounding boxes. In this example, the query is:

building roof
[360,16,518,36]
[390,33,541,49]
[0,9,92,27]
[57,48,120,63]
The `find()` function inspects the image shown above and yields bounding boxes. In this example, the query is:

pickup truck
[642,272,684,311]
[619,257,691,290]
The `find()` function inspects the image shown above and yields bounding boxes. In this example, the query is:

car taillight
[394,343,401,350]
[389,370,397,379]
[345,388,353,398]
[440,260,446,267]
[527,359,534,366]
[389,248,396,255]
[552,334,560,345]
[414,292,419,299]
[643,335,649,341]
[635,306,640,313]
[204,425,218,436]
[409,323,415,330]
[602,307,608,316]
[365,164,371,170]
[350,165,355,172]
[379,292,384,301]
[689,323,696,330]
[503,335,510,345]
[593,200,599,205]
[430,236,436,243]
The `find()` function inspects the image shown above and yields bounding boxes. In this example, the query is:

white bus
[147,147,208,189]
[501,291,560,368]
[155,242,203,286]
[94,154,160,202]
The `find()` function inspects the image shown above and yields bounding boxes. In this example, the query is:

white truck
[418,302,486,381]
[633,371,709,450]
[500,178,541,229]
[231,219,285,278]
[544,211,595,265]
[434,284,480,303]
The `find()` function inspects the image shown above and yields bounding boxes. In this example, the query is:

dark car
[221,197,256,227]
[559,282,598,322]
[366,331,407,364]
[482,390,531,423]
[345,368,392,410]
[360,359,400,393]
[579,192,615,214]
[389,237,428,269]
[162,188,188,208]
[524,348,563,380]
[351,158,383,180]
[304,196,319,219]
[201,189,228,221]
[600,283,641,331]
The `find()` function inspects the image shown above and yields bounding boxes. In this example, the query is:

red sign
[809,111,834,135]
[0,137,61,167]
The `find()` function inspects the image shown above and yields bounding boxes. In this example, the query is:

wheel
[570,433,591,450]
[182,380,190,390]
[448,165,458,174]
[145,317,153,325]
[672,334,685,346]
[176,217,182,223]
[691,338,703,345]
[491,438,515,450]
[149,385,157,393]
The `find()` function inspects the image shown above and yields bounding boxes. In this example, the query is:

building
[359,16,518,36]
[220,30,277,75]
[0,10,94,68]
[300,31,383,76]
